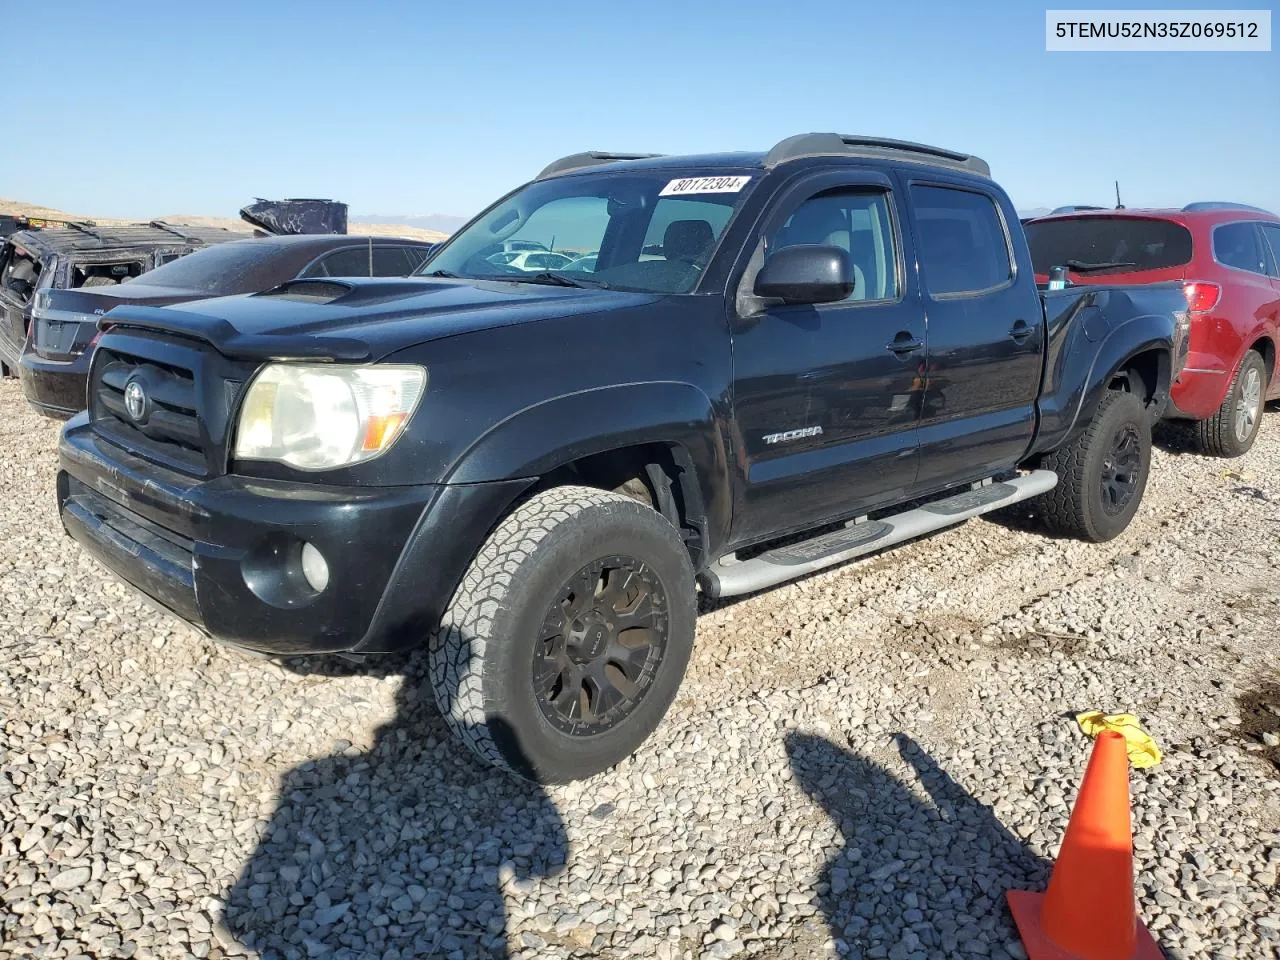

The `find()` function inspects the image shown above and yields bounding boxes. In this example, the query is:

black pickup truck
[56,134,1190,782]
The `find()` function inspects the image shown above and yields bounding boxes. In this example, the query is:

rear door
[1251,222,1280,396]
[729,169,926,543]
[906,180,1042,488]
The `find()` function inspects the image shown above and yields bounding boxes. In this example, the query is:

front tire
[1039,389,1151,542]
[1193,349,1266,457]
[428,485,696,782]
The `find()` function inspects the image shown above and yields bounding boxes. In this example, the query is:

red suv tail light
[1182,281,1221,313]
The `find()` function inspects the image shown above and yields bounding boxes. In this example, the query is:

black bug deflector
[98,304,372,362]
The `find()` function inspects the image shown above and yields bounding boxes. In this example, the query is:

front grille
[92,347,207,475]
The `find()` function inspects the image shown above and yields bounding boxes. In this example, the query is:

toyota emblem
[124,380,147,422]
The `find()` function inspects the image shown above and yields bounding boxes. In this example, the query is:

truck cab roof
[535,133,991,181]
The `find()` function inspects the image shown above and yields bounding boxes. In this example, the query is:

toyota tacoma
[57,134,1190,782]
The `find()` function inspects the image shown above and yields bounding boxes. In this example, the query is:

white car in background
[485,251,576,271]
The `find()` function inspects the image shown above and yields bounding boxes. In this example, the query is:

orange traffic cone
[1007,730,1163,960]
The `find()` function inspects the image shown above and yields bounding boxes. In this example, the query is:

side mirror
[754,244,854,305]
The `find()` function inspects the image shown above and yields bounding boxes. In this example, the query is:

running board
[700,469,1058,598]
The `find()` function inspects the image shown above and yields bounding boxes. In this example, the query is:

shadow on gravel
[221,652,566,960]
[786,731,1049,959]
[1151,419,1201,456]
[1234,681,1280,773]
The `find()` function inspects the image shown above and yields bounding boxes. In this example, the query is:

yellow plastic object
[1074,711,1163,768]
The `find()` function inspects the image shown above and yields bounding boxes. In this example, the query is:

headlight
[233,363,426,470]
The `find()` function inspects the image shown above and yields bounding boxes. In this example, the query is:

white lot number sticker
[659,175,751,197]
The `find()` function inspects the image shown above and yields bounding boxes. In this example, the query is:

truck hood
[99,277,659,362]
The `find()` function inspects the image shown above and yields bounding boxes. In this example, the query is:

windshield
[418,170,756,293]
[1025,216,1193,276]
[125,240,282,295]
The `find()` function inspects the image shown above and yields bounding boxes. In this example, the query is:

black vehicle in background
[56,133,1188,782]
[21,234,436,418]
[1,215,35,239]
[0,221,248,376]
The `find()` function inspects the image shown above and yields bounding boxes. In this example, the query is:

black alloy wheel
[533,556,668,736]
[1099,423,1142,516]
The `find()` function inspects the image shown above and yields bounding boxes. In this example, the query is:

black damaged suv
[0,221,245,376]
[57,134,1189,781]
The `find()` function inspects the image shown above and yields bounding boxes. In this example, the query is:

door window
[313,247,371,277]
[1260,224,1280,278]
[911,185,1012,296]
[768,190,899,301]
[371,245,418,276]
[1214,222,1267,275]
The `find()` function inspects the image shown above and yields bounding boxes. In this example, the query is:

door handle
[1009,320,1034,342]
[886,334,924,355]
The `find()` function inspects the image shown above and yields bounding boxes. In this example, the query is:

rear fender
[1033,310,1172,456]
[446,381,732,558]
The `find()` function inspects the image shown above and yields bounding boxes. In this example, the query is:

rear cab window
[1025,216,1193,278]
[910,184,1012,296]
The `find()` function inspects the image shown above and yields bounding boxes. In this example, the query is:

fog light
[300,542,330,593]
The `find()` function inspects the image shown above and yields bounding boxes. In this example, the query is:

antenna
[1115,181,1125,210]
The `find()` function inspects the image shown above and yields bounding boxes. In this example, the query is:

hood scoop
[258,280,353,304]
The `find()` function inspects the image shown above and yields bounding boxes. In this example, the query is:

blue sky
[3,0,1275,220]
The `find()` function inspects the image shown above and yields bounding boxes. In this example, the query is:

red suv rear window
[1025,216,1193,276]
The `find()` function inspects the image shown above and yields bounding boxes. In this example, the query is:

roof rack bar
[64,221,104,239]
[1182,201,1273,214]
[148,220,207,244]
[763,133,990,178]
[536,151,665,180]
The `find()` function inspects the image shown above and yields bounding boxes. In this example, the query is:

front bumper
[58,414,531,655]
[20,349,91,419]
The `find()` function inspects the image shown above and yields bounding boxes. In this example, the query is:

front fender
[1033,305,1173,456]
[446,380,733,556]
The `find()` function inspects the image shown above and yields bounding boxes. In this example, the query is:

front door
[729,172,927,545]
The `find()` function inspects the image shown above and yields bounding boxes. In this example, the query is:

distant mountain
[352,213,467,235]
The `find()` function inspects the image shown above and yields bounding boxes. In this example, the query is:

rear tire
[1193,350,1266,457]
[1039,389,1151,542]
[428,485,696,782]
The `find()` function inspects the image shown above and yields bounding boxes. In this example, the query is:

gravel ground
[1,380,1278,960]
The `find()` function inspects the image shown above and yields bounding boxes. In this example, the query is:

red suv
[1026,204,1280,456]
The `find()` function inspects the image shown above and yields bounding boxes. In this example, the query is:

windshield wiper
[464,271,612,289]
[1063,258,1137,273]
[425,269,459,278]
[519,272,587,288]
[503,271,612,289]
